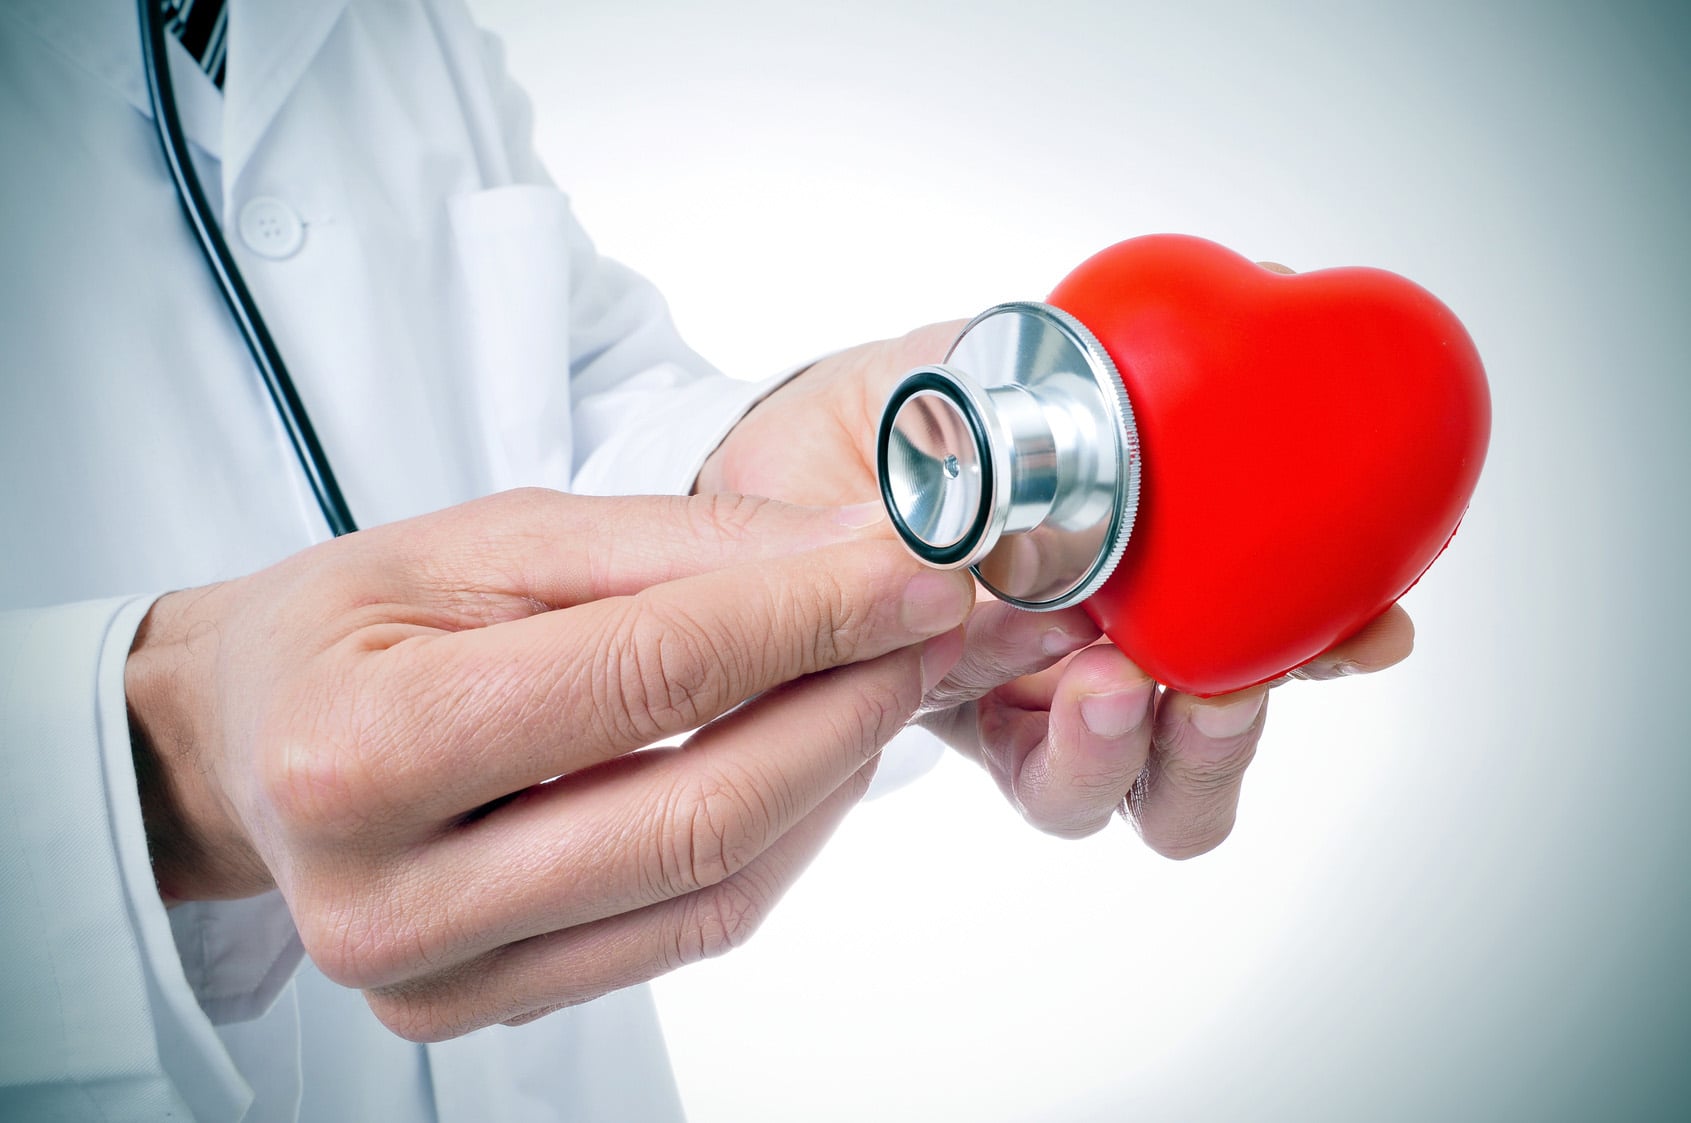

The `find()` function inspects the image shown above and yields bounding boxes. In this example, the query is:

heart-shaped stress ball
[1047,234,1490,696]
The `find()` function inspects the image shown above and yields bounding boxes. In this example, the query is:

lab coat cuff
[571,363,813,498]
[0,596,252,1119]
[101,600,306,1029]
[99,603,305,1030]
[95,595,263,1114]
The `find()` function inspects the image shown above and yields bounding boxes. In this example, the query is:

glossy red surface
[1048,235,1490,696]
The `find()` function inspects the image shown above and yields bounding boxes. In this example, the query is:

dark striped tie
[162,0,229,89]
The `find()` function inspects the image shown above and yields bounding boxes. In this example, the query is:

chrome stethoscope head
[876,302,1142,611]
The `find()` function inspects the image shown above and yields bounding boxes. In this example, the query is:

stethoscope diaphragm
[877,302,1142,611]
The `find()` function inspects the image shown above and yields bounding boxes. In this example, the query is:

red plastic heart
[1047,234,1490,696]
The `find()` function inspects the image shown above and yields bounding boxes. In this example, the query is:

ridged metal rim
[952,301,1141,611]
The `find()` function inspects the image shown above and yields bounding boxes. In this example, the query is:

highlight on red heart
[1051,234,1491,696]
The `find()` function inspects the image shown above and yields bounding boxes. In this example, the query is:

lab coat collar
[4,0,348,190]
[220,0,349,191]
[1,0,217,156]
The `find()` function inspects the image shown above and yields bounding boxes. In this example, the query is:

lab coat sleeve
[466,24,777,499]
[564,240,789,499]
[0,598,252,1122]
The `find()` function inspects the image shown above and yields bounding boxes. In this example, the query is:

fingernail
[902,572,972,636]
[1190,692,1266,739]
[1079,680,1155,738]
[836,501,886,530]
[1297,658,1367,681]
[921,627,966,693]
[1041,626,1089,658]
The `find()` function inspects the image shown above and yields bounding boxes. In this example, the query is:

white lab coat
[0,1,782,1118]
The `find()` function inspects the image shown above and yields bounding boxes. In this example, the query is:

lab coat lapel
[219,0,350,196]
[5,0,224,160]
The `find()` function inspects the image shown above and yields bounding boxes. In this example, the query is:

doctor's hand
[124,489,971,1040]
[697,323,1414,852]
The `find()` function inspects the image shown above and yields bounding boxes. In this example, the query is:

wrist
[692,361,826,496]
[693,441,732,496]
[125,586,268,902]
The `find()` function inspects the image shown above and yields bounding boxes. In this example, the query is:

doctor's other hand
[124,489,971,1040]
[696,323,1414,851]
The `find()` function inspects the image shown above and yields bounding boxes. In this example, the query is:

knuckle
[296,898,389,989]
[1136,759,1252,861]
[364,986,469,1045]
[673,875,772,967]
[295,879,442,991]
[692,492,773,546]
[362,942,516,1044]
[1168,741,1258,797]
[821,667,919,759]
[843,759,878,803]
[1066,754,1144,801]
[486,485,559,523]
[295,894,383,987]
[604,598,735,741]
[1127,754,1246,861]
[258,674,422,839]
[1154,715,1260,794]
[1018,754,1143,836]
[657,769,771,896]
[799,569,869,671]
[257,729,379,838]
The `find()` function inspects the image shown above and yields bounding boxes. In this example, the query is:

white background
[470,2,1689,1119]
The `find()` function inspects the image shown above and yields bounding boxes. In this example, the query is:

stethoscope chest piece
[877,302,1142,611]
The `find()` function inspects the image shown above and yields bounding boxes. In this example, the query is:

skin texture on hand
[124,489,972,1040]
[698,317,1414,854]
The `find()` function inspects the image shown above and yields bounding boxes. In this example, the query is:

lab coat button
[238,196,305,260]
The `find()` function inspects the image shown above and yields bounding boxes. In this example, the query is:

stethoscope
[139,0,1143,604]
[876,303,1141,610]
[138,0,358,537]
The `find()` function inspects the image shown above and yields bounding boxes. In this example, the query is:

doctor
[0,1,1411,1120]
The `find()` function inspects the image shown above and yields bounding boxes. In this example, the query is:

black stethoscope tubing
[138,0,358,537]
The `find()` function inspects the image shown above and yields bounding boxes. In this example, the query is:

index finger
[381,536,974,814]
[368,488,893,626]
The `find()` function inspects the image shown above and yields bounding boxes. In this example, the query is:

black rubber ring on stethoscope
[876,368,995,570]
